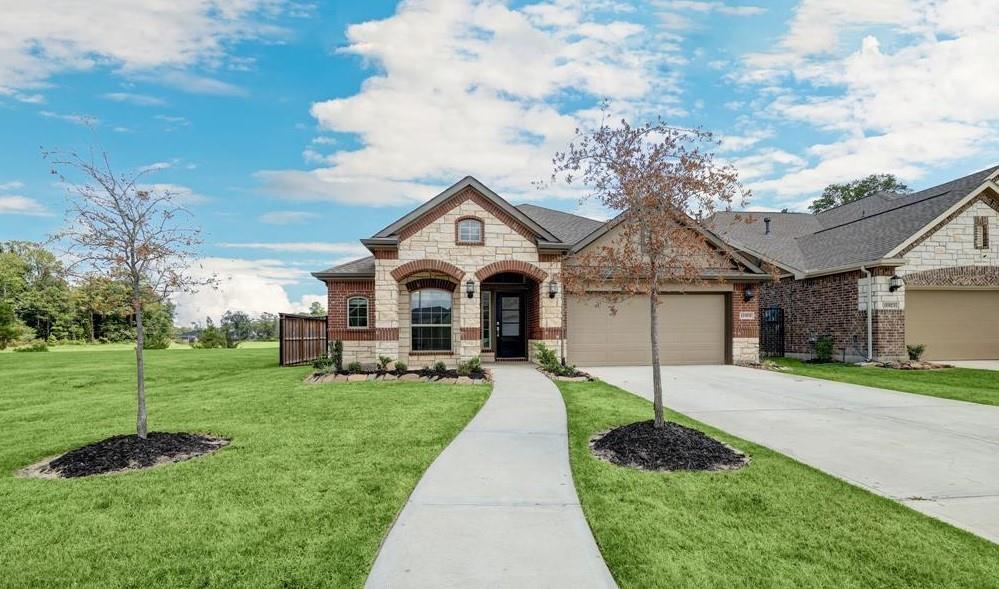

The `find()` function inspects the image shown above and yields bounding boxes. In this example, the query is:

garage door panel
[905,290,999,361]
[567,294,726,366]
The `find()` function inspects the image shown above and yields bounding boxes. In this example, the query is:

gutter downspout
[860,266,873,362]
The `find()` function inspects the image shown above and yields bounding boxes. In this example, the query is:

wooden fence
[279,313,328,366]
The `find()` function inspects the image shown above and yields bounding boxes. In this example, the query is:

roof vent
[763,217,771,235]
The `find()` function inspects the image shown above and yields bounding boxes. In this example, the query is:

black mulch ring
[591,420,747,472]
[42,432,228,478]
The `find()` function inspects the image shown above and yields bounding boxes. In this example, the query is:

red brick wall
[760,269,905,360]
[325,280,399,342]
[731,282,760,338]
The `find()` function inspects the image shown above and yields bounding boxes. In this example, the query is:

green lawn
[0,348,488,588]
[558,379,999,589]
[772,357,999,406]
[1,340,279,353]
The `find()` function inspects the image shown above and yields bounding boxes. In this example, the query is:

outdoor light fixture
[743,286,755,302]
[548,280,559,299]
[465,279,475,299]
[889,274,904,292]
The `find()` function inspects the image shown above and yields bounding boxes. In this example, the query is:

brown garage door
[905,289,999,360]
[567,293,726,366]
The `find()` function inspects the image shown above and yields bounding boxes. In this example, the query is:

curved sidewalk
[365,363,616,588]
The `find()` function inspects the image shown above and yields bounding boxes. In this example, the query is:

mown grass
[0,340,279,353]
[558,379,999,589]
[0,348,488,588]
[773,357,999,406]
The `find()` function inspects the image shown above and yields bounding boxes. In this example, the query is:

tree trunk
[133,286,148,439]
[649,280,666,429]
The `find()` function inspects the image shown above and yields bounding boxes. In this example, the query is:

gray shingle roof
[312,255,375,279]
[515,204,605,245]
[712,165,998,274]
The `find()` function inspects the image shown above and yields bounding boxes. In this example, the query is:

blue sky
[1,0,996,323]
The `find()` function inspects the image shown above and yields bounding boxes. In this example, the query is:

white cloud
[257,210,321,225]
[39,110,98,126]
[155,71,247,96]
[0,181,24,191]
[103,92,166,106]
[138,183,209,205]
[0,1,288,94]
[657,1,766,16]
[258,0,682,207]
[217,241,368,255]
[0,195,50,216]
[171,257,324,325]
[736,0,999,197]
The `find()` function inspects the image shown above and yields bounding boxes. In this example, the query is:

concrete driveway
[943,360,999,371]
[587,365,999,544]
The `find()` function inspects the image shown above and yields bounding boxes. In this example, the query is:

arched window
[456,217,484,244]
[410,289,452,351]
[347,297,368,328]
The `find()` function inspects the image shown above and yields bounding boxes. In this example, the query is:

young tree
[808,174,910,213]
[308,301,325,317]
[221,310,252,347]
[0,301,19,349]
[47,146,208,438]
[553,118,748,429]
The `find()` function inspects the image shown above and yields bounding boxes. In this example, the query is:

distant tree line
[181,311,279,349]
[0,240,174,349]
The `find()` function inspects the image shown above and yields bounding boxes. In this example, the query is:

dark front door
[496,293,525,358]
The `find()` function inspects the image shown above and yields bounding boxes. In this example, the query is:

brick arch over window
[405,278,457,292]
[390,259,465,282]
[475,260,548,282]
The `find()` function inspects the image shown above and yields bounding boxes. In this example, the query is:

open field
[0,348,488,588]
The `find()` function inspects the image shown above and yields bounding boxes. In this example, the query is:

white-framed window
[411,289,452,351]
[347,297,368,328]
[457,218,484,244]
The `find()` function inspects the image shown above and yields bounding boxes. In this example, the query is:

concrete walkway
[365,364,616,588]
[943,360,999,371]
[588,365,999,544]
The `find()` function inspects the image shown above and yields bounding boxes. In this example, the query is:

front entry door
[496,293,525,358]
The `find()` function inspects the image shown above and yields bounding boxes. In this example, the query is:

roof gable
[371,177,560,244]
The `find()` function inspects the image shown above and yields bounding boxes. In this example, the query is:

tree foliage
[552,115,750,428]
[808,174,911,213]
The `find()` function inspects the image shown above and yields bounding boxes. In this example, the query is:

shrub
[432,361,449,376]
[534,342,559,369]
[907,344,926,362]
[458,356,482,376]
[312,355,334,374]
[814,336,834,362]
[332,340,344,372]
[346,361,364,374]
[377,355,393,372]
[14,340,49,352]
[394,361,408,375]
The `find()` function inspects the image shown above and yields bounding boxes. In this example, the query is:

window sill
[409,351,454,356]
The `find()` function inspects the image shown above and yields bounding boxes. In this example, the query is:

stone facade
[900,197,998,274]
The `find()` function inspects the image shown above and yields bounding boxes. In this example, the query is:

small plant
[814,336,834,362]
[312,355,334,374]
[433,361,449,377]
[346,361,364,374]
[393,360,408,375]
[331,340,344,372]
[907,344,926,362]
[377,355,393,372]
[13,340,49,353]
[458,356,482,377]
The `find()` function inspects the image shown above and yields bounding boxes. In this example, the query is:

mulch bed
[21,432,228,479]
[591,420,747,472]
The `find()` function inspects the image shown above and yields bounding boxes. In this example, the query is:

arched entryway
[480,271,541,359]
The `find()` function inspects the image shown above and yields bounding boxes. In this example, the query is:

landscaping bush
[346,361,363,374]
[814,336,834,363]
[457,356,482,377]
[432,361,448,377]
[331,340,343,372]
[393,361,408,375]
[534,342,583,377]
[14,339,49,352]
[312,355,334,374]
[907,344,926,362]
[377,355,393,372]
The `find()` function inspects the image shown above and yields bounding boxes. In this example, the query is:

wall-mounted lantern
[889,274,904,292]
[465,279,475,299]
[548,280,559,299]
[743,286,755,302]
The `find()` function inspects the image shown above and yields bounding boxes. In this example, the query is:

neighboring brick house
[313,176,768,367]
[712,165,999,362]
